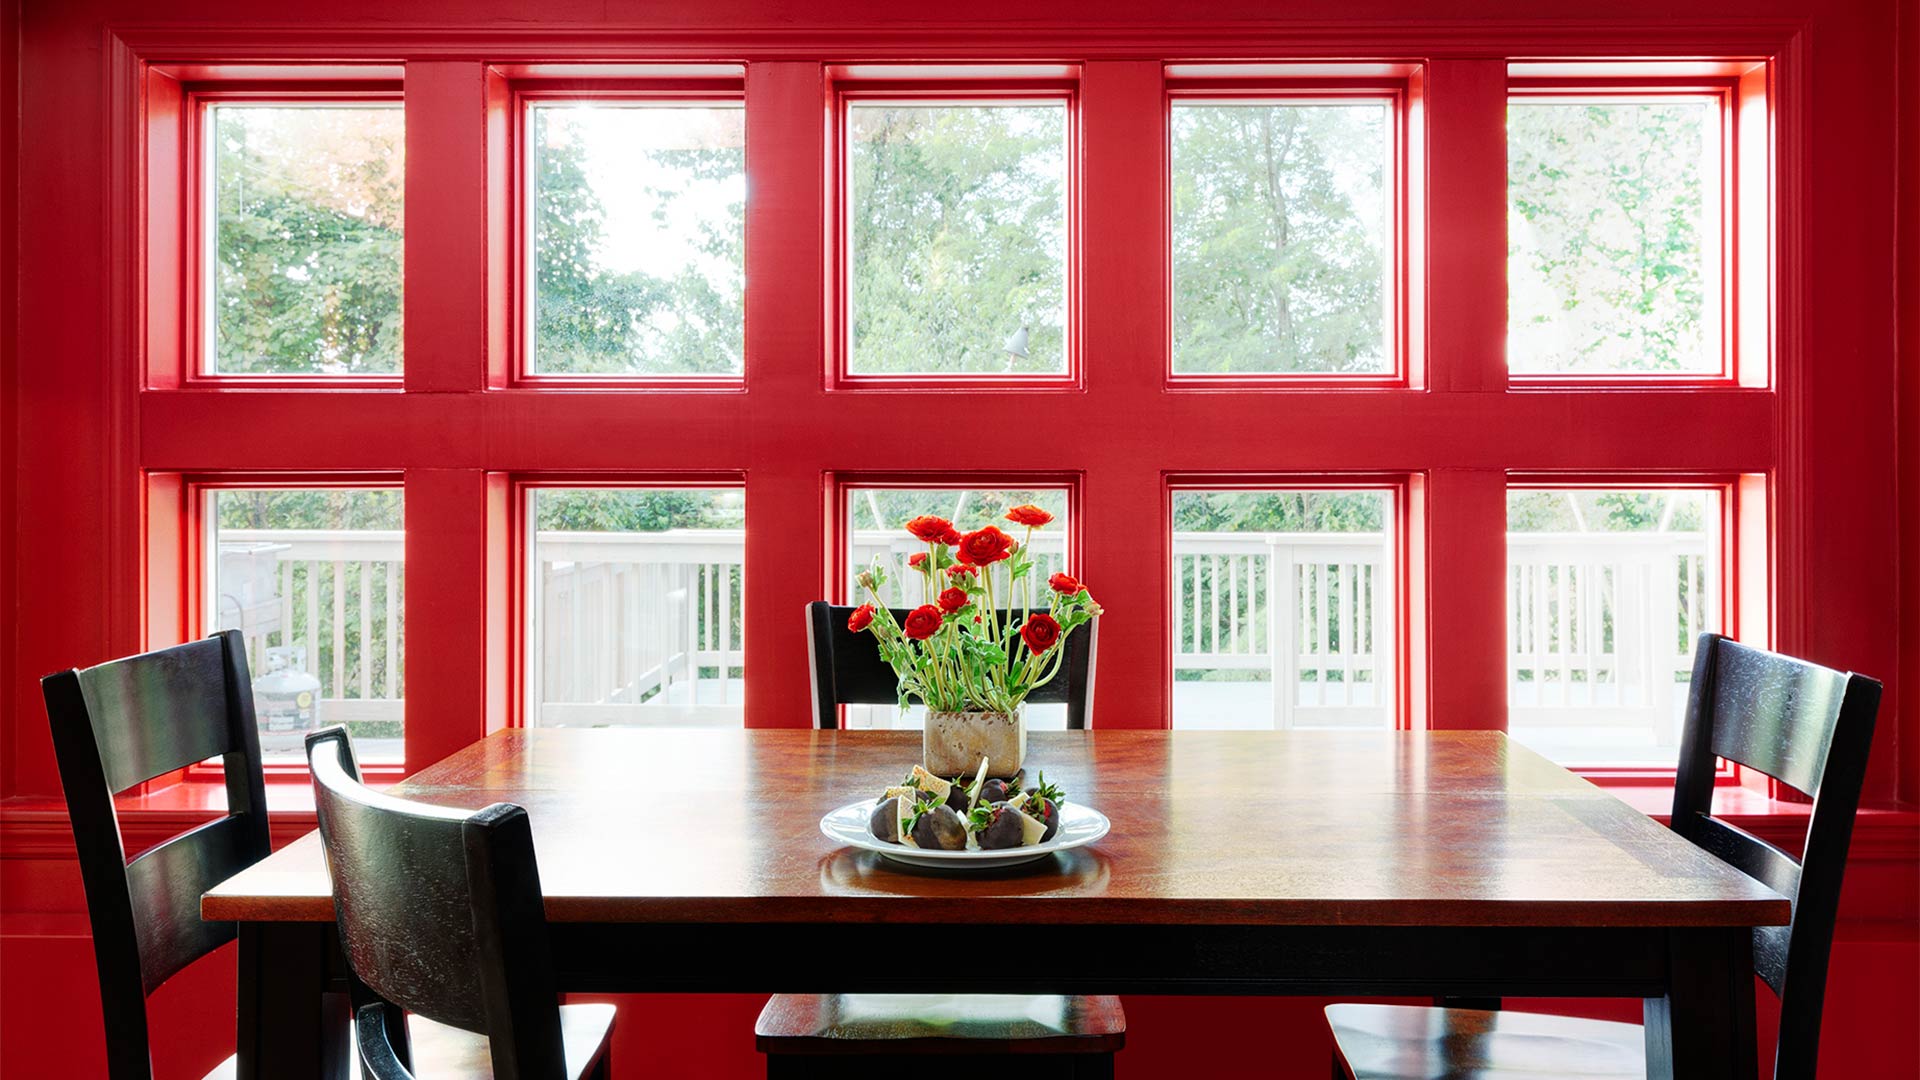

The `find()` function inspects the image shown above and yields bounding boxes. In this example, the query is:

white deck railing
[213,527,1713,745]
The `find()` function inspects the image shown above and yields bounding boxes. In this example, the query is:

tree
[530,106,745,375]
[849,105,1066,374]
[1171,104,1388,373]
[211,106,404,375]
[1507,101,1710,372]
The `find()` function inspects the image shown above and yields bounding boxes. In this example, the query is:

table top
[202,729,1789,929]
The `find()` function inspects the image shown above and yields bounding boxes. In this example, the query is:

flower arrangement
[848,504,1100,715]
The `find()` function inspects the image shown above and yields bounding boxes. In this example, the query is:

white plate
[820,798,1110,870]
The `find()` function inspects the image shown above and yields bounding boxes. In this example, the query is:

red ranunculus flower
[945,564,977,579]
[1020,612,1062,654]
[902,604,944,640]
[1005,504,1055,527]
[905,515,955,543]
[908,552,928,570]
[1048,572,1082,594]
[955,525,1016,566]
[847,604,875,632]
[937,587,968,614]
[940,526,964,546]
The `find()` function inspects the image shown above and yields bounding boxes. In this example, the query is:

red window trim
[1504,75,1747,389]
[1163,72,1415,389]
[507,473,749,729]
[181,473,408,782]
[1163,473,1415,732]
[174,81,407,390]
[1503,473,1751,782]
[508,74,749,389]
[830,73,1085,391]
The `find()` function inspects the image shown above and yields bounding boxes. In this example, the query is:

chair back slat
[1667,633,1880,1080]
[125,815,261,993]
[73,639,238,793]
[806,602,1097,729]
[41,629,272,1080]
[1686,816,1802,910]
[308,728,570,1080]
[1705,642,1852,797]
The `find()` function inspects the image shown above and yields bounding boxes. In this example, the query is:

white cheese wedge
[908,766,953,803]
[897,791,919,848]
[1016,806,1050,846]
[964,757,990,812]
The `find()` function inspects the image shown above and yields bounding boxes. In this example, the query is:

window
[203,487,404,761]
[525,100,745,377]
[524,486,745,727]
[201,101,404,376]
[1506,487,1724,765]
[1170,97,1396,376]
[1507,93,1724,376]
[843,96,1071,377]
[841,483,1072,729]
[1171,488,1397,730]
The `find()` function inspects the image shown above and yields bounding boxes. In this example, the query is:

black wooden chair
[306,726,615,1080]
[804,601,1097,729]
[759,602,1120,1077]
[1324,633,1882,1080]
[41,629,271,1080]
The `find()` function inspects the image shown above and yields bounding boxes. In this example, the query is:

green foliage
[211,106,403,375]
[532,488,744,532]
[1171,490,1384,534]
[531,106,745,375]
[849,104,1066,374]
[1508,101,1711,373]
[1171,104,1388,373]
[1506,490,1707,533]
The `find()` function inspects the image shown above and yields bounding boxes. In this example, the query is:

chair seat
[756,994,1125,1056]
[1326,1004,1646,1080]
[402,1003,617,1080]
[199,1004,616,1080]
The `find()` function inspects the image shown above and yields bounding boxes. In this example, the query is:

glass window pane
[1171,490,1395,730]
[1171,102,1392,375]
[206,104,404,376]
[1508,99,1720,375]
[527,488,745,727]
[1506,488,1722,765]
[843,486,1071,729]
[207,488,404,760]
[848,102,1068,375]
[528,103,746,376]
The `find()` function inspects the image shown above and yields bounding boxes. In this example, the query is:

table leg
[237,922,350,1080]
[1643,928,1758,1080]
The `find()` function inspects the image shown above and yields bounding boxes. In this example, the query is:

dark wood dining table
[203,728,1786,1080]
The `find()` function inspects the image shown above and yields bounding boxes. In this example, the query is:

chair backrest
[1669,633,1881,1080]
[306,727,567,1080]
[39,629,272,1080]
[805,601,1097,730]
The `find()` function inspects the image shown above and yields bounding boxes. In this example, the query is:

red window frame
[509,473,749,728]
[1164,68,1416,389]
[177,81,406,389]
[182,473,408,781]
[1163,474,1414,731]
[509,71,748,388]
[1504,474,1757,786]
[1505,71,1754,388]
[830,68,1084,390]
[832,474,1084,600]
[101,43,1798,804]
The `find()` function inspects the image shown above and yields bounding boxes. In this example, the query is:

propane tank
[254,646,322,733]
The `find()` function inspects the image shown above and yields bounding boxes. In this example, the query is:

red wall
[2,1,1915,1077]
